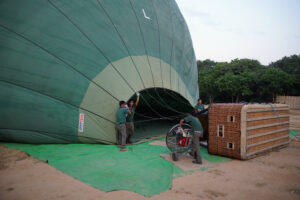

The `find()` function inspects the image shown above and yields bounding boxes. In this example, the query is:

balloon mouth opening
[128,87,194,143]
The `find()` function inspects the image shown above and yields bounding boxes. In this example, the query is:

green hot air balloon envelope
[0,0,199,144]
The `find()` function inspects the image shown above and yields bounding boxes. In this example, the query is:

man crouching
[179,112,203,164]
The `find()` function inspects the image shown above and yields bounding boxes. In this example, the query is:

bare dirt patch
[0,145,30,170]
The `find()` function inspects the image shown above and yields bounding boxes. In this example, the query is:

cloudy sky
[175,0,300,65]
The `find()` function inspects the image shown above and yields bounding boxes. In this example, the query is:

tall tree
[269,55,300,96]
[269,54,300,74]
[198,68,218,103]
[216,72,253,103]
[261,68,293,102]
[229,59,263,75]
[216,72,237,103]
[197,59,217,71]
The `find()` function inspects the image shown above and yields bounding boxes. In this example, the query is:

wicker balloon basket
[208,104,290,160]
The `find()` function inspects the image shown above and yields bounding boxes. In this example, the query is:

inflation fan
[166,123,193,161]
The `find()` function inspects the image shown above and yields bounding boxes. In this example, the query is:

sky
[175,0,300,65]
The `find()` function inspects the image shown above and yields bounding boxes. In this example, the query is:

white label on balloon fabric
[142,9,150,20]
[78,113,84,132]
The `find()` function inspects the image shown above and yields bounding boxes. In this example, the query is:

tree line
[197,54,300,104]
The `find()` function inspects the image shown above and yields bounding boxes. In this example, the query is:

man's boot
[192,152,202,164]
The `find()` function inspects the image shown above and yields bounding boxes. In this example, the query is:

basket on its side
[208,104,290,159]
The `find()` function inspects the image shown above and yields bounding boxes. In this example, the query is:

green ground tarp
[2,130,298,196]
[290,130,299,139]
[2,139,230,197]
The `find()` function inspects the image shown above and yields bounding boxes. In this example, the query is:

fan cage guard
[166,123,192,153]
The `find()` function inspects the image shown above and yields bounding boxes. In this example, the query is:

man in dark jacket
[179,112,203,164]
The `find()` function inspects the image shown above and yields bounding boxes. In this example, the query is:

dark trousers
[192,131,202,162]
[117,123,126,148]
[126,122,134,141]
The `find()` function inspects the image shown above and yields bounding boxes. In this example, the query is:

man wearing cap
[179,112,203,164]
[126,92,140,144]
[116,101,131,151]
